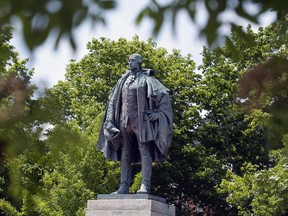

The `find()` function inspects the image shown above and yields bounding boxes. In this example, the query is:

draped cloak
[97,69,173,163]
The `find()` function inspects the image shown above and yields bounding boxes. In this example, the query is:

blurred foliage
[137,0,287,46]
[0,0,287,51]
[1,12,288,215]
[0,0,117,50]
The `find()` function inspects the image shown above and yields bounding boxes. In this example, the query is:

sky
[10,1,276,92]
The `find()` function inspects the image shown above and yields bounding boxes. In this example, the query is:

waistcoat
[121,72,139,129]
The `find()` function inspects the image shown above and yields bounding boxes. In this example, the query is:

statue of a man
[98,53,173,194]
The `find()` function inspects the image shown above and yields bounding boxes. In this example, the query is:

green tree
[48,36,205,215]
[0,27,119,215]
[44,14,287,216]
[2,14,287,215]
[0,26,37,215]
[217,15,288,216]
[16,122,119,215]
[51,32,282,215]
[49,35,249,215]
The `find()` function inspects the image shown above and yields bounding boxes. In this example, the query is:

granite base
[86,194,175,216]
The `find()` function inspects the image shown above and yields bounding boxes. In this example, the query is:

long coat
[97,69,173,163]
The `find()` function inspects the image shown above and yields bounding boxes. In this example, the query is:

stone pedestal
[86,194,175,216]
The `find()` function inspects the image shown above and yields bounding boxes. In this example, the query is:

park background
[1,0,288,215]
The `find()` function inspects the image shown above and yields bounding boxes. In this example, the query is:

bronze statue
[98,53,173,194]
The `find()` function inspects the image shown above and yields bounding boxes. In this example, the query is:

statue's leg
[111,128,132,194]
[137,142,152,194]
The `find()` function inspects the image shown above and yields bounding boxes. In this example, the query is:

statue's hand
[104,126,120,140]
[148,112,160,121]
[111,127,120,133]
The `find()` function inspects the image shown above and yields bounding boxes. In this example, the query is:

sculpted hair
[130,53,143,65]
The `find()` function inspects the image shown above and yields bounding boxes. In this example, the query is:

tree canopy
[217,15,288,215]
[1,14,288,215]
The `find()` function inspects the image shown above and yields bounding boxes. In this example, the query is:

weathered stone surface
[86,194,175,216]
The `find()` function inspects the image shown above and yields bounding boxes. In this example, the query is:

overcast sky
[11,1,276,91]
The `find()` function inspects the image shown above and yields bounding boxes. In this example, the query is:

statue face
[128,55,140,70]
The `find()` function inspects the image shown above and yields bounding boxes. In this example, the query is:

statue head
[128,53,143,71]
[129,53,143,65]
